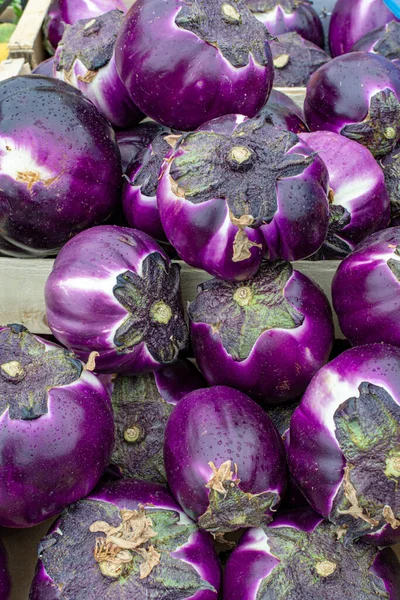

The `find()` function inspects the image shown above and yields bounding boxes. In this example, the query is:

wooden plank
[0,57,30,79]
[0,258,342,337]
[274,86,306,110]
[8,0,52,67]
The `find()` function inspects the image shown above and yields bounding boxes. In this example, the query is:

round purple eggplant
[0,75,121,257]
[189,260,333,404]
[270,32,330,87]
[43,0,126,53]
[329,0,400,57]
[304,52,400,158]
[223,508,400,600]
[351,20,400,62]
[157,114,329,280]
[110,359,206,484]
[269,88,305,119]
[332,227,400,346]
[246,0,324,48]
[29,479,221,599]
[382,145,400,219]
[259,100,308,133]
[31,57,55,77]
[164,386,287,535]
[115,0,274,131]
[45,225,188,374]
[53,11,143,129]
[122,129,181,242]
[0,540,10,600]
[299,131,390,258]
[289,343,400,545]
[116,122,169,173]
[0,324,114,529]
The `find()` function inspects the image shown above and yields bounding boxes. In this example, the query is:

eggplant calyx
[199,460,280,534]
[341,88,400,158]
[221,3,242,24]
[113,253,188,364]
[90,506,159,580]
[383,505,400,528]
[233,286,253,306]
[1,360,25,381]
[337,466,380,527]
[227,145,254,169]
[315,560,337,577]
[246,0,298,14]
[124,424,144,444]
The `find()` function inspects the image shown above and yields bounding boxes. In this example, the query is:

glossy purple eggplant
[157,114,329,281]
[115,0,274,131]
[43,0,126,53]
[332,227,400,346]
[246,0,324,48]
[269,88,305,119]
[270,32,330,87]
[116,122,169,173]
[304,52,400,158]
[0,324,114,529]
[110,359,206,484]
[31,57,55,77]
[329,0,399,57]
[53,11,143,129]
[259,100,308,133]
[0,75,121,257]
[289,344,400,545]
[382,145,400,219]
[0,540,10,600]
[29,479,221,599]
[45,225,188,374]
[299,131,390,258]
[164,386,287,534]
[189,261,333,404]
[122,128,180,241]
[351,20,400,62]
[223,508,400,600]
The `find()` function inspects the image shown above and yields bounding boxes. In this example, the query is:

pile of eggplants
[3,0,400,597]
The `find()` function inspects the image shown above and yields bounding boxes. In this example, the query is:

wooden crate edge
[8,0,52,67]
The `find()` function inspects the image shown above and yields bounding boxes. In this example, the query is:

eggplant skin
[223,509,400,600]
[0,76,122,257]
[329,0,399,57]
[332,228,400,347]
[115,0,274,131]
[0,541,10,600]
[29,479,221,600]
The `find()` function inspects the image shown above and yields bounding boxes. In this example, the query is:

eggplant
[110,359,206,484]
[45,225,188,374]
[29,479,221,599]
[164,386,287,534]
[299,131,390,258]
[289,343,400,545]
[246,0,324,48]
[351,20,400,62]
[0,324,114,528]
[329,0,399,57]
[382,145,400,219]
[157,113,329,281]
[0,76,121,257]
[223,508,400,599]
[332,227,400,346]
[270,32,330,87]
[188,260,334,404]
[115,0,274,131]
[31,57,55,76]
[304,52,400,158]
[53,10,143,129]
[116,122,169,173]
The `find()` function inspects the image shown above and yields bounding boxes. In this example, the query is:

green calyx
[385,450,400,478]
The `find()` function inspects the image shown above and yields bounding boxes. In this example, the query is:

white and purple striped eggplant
[289,344,400,545]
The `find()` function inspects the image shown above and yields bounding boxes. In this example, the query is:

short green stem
[233,286,253,307]
[150,301,172,325]
[124,425,143,444]
[316,560,337,577]
[1,360,25,379]
[228,146,253,166]
[385,127,396,140]
[221,3,242,23]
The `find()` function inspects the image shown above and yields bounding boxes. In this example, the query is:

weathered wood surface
[0,56,30,79]
[274,86,306,110]
[0,258,343,337]
[8,0,52,66]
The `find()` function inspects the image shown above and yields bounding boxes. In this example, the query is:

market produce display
[2,0,400,597]
[332,227,400,346]
[246,0,324,48]
[0,540,10,600]
[110,359,205,483]
[188,260,334,404]
[289,344,400,545]
[224,509,400,599]
[0,324,114,528]
[164,386,287,534]
[0,76,121,257]
[45,226,188,374]
[29,479,221,599]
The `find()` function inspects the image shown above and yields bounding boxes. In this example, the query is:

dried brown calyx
[90,506,160,579]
